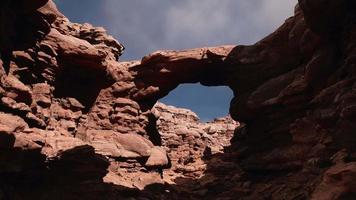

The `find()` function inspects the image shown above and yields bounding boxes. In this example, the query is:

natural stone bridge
[1,0,356,199]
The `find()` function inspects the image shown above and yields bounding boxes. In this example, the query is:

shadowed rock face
[1,0,356,199]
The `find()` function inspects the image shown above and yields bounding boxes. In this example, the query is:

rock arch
[1,0,356,199]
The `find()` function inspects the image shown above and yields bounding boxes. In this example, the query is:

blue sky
[54,0,296,121]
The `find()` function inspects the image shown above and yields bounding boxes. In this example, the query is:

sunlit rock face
[1,0,356,199]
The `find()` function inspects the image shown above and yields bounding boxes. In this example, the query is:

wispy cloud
[102,0,297,60]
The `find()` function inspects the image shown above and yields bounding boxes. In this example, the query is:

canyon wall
[0,0,356,199]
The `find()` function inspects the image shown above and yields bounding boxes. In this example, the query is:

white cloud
[102,0,297,59]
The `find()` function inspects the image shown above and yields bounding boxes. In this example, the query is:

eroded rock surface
[1,0,356,199]
[153,103,238,182]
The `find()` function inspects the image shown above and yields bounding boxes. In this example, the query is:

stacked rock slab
[1,0,356,199]
[0,0,169,199]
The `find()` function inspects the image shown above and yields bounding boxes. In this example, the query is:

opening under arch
[159,83,233,122]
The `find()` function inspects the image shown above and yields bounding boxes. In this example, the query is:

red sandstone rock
[312,162,356,200]
[0,0,356,199]
[145,146,169,168]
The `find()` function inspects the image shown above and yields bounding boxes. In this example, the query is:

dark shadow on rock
[53,64,112,112]
[0,0,53,74]
[0,144,145,200]
[145,112,162,146]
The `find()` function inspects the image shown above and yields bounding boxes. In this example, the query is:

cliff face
[1,0,356,199]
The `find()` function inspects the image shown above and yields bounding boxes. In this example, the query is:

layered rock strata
[1,0,356,199]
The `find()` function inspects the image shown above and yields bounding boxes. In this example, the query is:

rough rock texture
[153,103,238,183]
[1,0,356,199]
[0,1,237,198]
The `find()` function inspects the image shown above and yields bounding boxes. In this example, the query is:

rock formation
[1,0,356,199]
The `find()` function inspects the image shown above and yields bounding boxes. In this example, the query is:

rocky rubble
[1,0,356,199]
[153,103,238,182]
